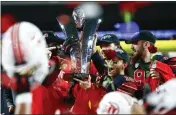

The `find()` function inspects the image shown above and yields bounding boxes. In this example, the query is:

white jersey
[97,91,137,114]
[2,22,49,83]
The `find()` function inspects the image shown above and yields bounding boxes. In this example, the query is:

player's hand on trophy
[92,33,98,54]
[46,46,59,59]
[63,36,79,54]
[150,69,160,79]
[73,75,92,90]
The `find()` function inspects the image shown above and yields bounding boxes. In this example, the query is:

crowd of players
[1,21,176,114]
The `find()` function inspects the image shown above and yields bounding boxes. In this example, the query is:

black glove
[63,36,80,54]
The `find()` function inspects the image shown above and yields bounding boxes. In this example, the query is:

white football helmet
[2,22,49,83]
[97,91,138,114]
[146,78,176,114]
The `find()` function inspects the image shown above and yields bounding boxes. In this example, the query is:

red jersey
[71,83,106,114]
[31,56,71,114]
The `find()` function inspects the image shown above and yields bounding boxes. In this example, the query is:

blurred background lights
[114,21,139,33]
[1,13,16,33]
[79,2,103,19]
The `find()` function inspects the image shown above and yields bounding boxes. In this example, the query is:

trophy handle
[56,15,81,73]
[81,18,100,74]
[56,15,79,39]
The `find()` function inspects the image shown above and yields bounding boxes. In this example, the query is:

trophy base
[72,73,89,80]
[63,73,89,81]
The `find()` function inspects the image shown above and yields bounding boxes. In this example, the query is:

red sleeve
[1,72,11,88]
[72,85,106,114]
[42,60,60,87]
[145,77,160,92]
[51,56,60,65]
[89,61,99,77]
[145,60,175,92]
[52,56,71,73]
[117,82,138,96]
[72,83,81,98]
[71,84,94,114]
[1,72,29,92]
[154,60,175,81]
[51,78,70,98]
[87,86,106,114]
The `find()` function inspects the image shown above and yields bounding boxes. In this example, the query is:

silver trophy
[73,7,101,76]
[80,18,100,74]
[56,15,81,73]
[57,6,102,79]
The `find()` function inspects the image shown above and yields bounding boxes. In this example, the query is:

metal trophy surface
[81,18,100,75]
[72,6,101,78]
[57,5,102,79]
[72,7,85,28]
[56,15,81,73]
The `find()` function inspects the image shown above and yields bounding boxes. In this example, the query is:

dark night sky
[2,1,176,31]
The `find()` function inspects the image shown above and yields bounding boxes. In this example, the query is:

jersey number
[134,69,145,86]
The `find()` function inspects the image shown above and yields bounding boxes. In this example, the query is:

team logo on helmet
[107,102,119,114]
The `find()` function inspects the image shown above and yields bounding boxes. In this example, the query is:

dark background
[2,1,176,31]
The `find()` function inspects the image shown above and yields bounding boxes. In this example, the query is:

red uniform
[31,56,71,114]
[71,83,106,114]
[31,55,100,114]
[146,60,175,92]
[31,78,70,114]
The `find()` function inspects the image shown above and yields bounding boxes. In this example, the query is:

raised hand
[73,75,91,90]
